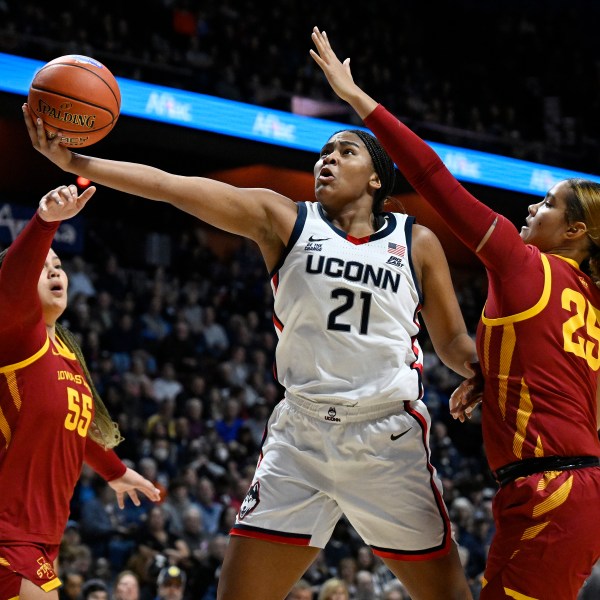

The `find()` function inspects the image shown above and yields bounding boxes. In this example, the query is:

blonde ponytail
[56,323,123,449]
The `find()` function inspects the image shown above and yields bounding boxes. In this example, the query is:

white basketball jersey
[271,201,423,409]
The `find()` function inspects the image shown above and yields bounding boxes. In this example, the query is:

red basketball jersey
[0,213,123,545]
[477,247,600,471]
[364,104,600,472]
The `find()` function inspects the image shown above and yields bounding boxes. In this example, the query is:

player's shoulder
[411,222,441,245]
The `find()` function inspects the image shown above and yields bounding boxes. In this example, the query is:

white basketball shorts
[231,396,454,561]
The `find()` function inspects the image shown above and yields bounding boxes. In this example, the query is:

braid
[56,323,123,449]
[587,250,600,289]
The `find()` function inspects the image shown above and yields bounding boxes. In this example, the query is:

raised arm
[0,185,96,364]
[22,105,297,270]
[309,27,526,268]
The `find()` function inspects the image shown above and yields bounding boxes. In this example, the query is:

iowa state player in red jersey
[310,27,600,600]
[0,184,161,600]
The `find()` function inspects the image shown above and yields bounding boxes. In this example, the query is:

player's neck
[46,323,56,342]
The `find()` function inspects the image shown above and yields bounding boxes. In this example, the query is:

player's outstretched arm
[22,104,297,259]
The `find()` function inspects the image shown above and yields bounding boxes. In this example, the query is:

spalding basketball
[28,55,121,148]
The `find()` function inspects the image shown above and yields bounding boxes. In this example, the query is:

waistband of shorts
[493,455,600,487]
[285,394,406,422]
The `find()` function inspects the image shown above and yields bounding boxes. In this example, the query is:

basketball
[27,55,121,148]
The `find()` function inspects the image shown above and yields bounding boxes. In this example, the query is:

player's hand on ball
[22,103,74,169]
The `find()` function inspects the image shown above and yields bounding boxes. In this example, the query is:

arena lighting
[2,51,600,196]
[76,176,92,189]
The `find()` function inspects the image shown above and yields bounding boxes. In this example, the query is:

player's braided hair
[339,129,397,214]
[55,323,123,448]
[0,247,122,449]
[564,178,600,289]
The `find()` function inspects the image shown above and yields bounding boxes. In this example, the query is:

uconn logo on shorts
[324,406,341,422]
[239,481,260,520]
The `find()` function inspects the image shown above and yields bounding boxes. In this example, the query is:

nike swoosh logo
[308,235,330,242]
[390,428,411,441]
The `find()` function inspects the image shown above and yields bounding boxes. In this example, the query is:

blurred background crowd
[1,0,599,173]
[0,1,599,599]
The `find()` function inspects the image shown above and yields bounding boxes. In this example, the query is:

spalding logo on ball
[28,55,121,148]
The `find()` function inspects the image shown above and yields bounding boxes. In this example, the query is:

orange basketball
[28,55,121,148]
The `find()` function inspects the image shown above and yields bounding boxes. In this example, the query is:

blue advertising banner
[0,203,83,254]
[2,51,599,196]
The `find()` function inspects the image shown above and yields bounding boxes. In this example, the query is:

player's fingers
[78,186,97,205]
[140,482,161,502]
[128,489,141,507]
[48,186,66,206]
[60,184,77,203]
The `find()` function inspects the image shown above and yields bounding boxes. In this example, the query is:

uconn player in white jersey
[24,52,477,599]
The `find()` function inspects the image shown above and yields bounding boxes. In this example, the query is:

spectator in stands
[113,570,141,600]
[103,312,142,373]
[198,305,229,358]
[58,571,84,600]
[194,477,224,537]
[152,362,184,405]
[214,397,245,444]
[156,318,200,375]
[354,570,379,600]
[185,533,228,600]
[80,578,110,600]
[381,580,411,600]
[161,478,197,537]
[179,504,209,567]
[154,565,186,600]
[126,505,189,593]
[139,295,172,352]
[317,578,349,600]
[181,396,207,440]
[67,255,96,300]
[285,579,314,600]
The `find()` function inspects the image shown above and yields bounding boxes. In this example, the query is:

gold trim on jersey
[0,402,9,448]
[537,471,561,490]
[0,336,50,373]
[532,474,573,518]
[0,371,22,448]
[52,333,76,360]
[553,254,579,269]
[521,520,549,541]
[0,337,50,448]
[480,254,553,457]
[502,586,538,599]
[513,379,532,458]
[482,254,552,326]
[41,578,62,592]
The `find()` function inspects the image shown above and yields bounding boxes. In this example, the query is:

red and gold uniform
[366,105,600,599]
[0,213,125,598]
